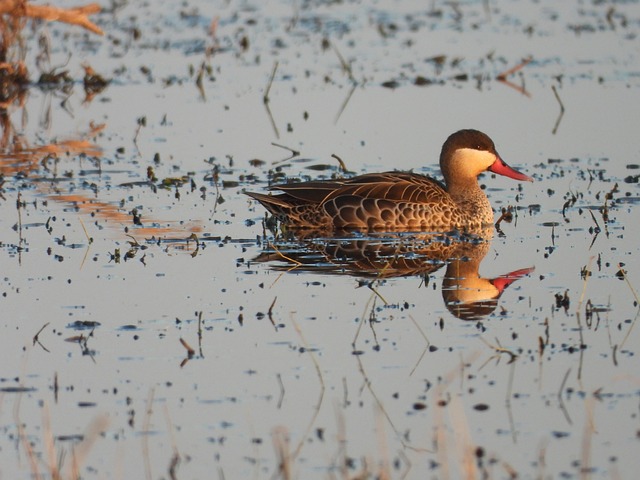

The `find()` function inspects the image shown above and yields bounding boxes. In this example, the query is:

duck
[246,129,532,231]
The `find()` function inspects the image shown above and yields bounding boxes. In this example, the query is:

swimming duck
[246,129,532,230]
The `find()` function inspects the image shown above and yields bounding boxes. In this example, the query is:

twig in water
[586,211,600,251]
[179,338,195,367]
[268,296,278,329]
[496,57,532,97]
[617,264,639,304]
[352,286,377,350]
[271,142,299,163]
[366,281,388,306]
[496,56,532,80]
[33,322,50,352]
[408,314,431,376]
[264,61,278,104]
[276,373,285,409]
[263,62,280,138]
[551,85,565,135]
[334,82,357,124]
[330,153,350,173]
[552,85,565,113]
[331,43,354,81]
[133,116,146,156]
[179,338,195,358]
[78,216,92,243]
[197,311,204,357]
[479,336,519,364]
[268,242,302,266]
[557,368,573,425]
[195,62,206,100]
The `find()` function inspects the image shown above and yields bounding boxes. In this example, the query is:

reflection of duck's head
[442,260,534,320]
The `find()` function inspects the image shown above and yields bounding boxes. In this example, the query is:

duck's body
[246,129,532,231]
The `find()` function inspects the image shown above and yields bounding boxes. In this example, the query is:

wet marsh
[1,0,640,478]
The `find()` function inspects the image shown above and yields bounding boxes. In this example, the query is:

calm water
[1,0,639,478]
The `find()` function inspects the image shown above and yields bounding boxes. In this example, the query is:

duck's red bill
[489,157,533,182]
[491,266,535,293]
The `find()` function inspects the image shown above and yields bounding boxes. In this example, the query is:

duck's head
[440,129,533,186]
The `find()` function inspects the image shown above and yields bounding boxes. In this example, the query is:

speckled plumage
[246,130,532,231]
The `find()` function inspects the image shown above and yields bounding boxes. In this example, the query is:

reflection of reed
[0,2,201,245]
[255,229,533,320]
[1,116,202,243]
[0,121,103,175]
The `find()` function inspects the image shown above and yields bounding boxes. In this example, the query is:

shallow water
[1,0,640,478]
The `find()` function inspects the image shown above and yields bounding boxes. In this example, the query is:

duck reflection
[254,228,533,321]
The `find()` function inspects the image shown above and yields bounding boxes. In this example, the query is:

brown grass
[0,1,103,35]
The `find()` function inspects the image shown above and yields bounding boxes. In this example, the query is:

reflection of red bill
[491,266,536,294]
[489,156,533,182]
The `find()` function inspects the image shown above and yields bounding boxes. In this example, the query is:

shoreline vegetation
[0,1,103,108]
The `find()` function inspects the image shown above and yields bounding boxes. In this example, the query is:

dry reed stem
[330,153,350,173]
[142,388,155,480]
[580,397,596,480]
[355,354,430,454]
[449,395,477,480]
[268,242,302,266]
[271,426,291,480]
[557,368,573,425]
[408,314,431,376]
[42,403,60,480]
[432,352,482,479]
[495,57,532,97]
[67,414,109,479]
[163,405,181,480]
[0,1,103,35]
[496,57,532,80]
[374,404,392,480]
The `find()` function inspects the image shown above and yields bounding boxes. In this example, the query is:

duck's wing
[328,172,447,204]
[267,180,346,204]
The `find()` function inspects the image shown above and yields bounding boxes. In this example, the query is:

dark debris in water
[67,320,101,330]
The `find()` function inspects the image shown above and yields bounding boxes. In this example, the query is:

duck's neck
[447,180,493,225]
